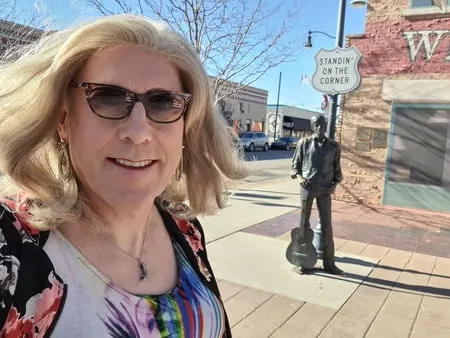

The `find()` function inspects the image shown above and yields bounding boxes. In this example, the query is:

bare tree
[0,0,51,55]
[84,0,306,103]
[217,98,234,126]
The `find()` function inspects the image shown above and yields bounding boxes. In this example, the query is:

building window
[410,0,449,7]
[239,102,244,113]
[384,105,450,212]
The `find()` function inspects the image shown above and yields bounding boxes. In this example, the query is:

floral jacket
[0,200,231,338]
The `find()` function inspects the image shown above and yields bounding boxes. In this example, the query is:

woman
[0,14,246,337]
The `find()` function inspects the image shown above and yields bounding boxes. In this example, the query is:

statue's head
[311,114,327,138]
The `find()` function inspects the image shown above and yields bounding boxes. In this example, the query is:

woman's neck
[60,201,159,260]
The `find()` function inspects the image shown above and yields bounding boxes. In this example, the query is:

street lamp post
[305,0,367,140]
[327,0,347,140]
[305,0,367,258]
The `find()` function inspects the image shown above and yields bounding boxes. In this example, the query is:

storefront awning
[283,116,311,130]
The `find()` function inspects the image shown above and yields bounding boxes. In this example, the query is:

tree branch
[84,0,307,101]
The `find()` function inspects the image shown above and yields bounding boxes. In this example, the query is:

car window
[241,133,254,139]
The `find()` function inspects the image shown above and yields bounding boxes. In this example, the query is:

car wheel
[263,143,269,152]
[249,143,255,152]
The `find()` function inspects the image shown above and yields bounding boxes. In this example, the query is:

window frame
[410,0,450,8]
[403,0,450,19]
[410,0,434,8]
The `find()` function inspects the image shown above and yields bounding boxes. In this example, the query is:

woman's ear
[58,109,69,142]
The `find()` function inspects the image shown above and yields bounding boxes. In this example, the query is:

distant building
[266,104,323,142]
[0,19,43,55]
[212,78,268,135]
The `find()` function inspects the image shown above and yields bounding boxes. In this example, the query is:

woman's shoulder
[158,200,204,234]
[157,202,213,282]
[0,200,25,240]
[0,199,45,247]
[1,198,36,226]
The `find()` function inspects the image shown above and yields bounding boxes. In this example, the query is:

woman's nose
[118,102,154,144]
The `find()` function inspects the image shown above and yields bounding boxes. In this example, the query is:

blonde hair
[0,14,248,229]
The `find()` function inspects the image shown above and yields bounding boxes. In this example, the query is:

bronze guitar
[285,226,317,270]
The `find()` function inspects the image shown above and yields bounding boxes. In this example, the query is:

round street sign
[311,46,362,95]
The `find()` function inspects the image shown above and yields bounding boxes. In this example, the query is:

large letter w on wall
[403,30,450,62]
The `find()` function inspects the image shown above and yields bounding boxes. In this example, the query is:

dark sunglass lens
[145,92,185,122]
[87,87,131,119]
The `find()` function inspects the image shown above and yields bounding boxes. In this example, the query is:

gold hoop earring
[58,139,73,180]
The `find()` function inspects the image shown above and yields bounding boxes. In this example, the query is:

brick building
[335,0,450,213]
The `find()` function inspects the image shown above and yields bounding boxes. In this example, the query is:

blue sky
[16,0,367,111]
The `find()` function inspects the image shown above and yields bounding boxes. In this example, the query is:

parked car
[270,136,298,150]
[239,132,269,152]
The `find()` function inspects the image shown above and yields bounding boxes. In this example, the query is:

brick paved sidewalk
[243,200,450,259]
[219,237,450,338]
[330,200,450,232]
[217,201,450,337]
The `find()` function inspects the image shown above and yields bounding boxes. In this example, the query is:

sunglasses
[71,82,192,123]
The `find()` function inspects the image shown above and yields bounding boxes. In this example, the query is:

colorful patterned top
[46,230,225,337]
[0,199,232,337]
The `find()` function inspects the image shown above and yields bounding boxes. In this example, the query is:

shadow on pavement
[336,256,377,268]
[309,256,450,299]
[251,201,301,209]
[230,195,300,209]
[341,256,450,280]
[231,192,285,200]
[244,150,295,161]
[232,188,300,197]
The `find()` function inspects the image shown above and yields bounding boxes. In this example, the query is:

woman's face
[60,45,186,212]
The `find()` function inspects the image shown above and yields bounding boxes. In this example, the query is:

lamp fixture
[350,0,368,8]
[304,30,336,49]
[305,32,313,49]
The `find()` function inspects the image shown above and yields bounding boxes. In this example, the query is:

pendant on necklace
[138,259,147,281]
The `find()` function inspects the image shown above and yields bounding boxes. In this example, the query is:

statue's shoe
[297,267,313,274]
[323,264,345,275]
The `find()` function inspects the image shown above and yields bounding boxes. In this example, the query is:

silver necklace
[102,216,150,281]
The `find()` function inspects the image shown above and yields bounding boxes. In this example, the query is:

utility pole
[273,72,282,141]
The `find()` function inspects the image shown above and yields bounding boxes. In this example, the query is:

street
[243,149,295,162]
[201,157,297,242]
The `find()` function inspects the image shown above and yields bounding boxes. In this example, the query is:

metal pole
[327,0,347,140]
[273,72,282,141]
[314,0,347,258]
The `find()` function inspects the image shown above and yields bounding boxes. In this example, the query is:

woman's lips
[108,158,156,170]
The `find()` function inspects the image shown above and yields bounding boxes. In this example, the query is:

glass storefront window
[384,105,450,212]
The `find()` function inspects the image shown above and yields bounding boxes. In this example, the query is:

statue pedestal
[312,221,323,259]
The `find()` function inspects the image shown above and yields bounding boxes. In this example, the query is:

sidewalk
[205,198,450,337]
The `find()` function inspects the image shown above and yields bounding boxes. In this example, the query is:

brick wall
[334,0,450,205]
[365,0,410,22]
[352,20,450,75]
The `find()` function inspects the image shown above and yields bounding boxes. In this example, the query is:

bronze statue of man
[290,114,344,275]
